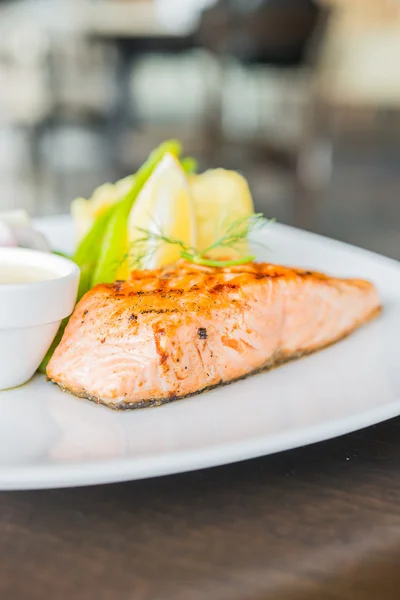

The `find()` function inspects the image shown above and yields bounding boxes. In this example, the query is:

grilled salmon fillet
[47,261,381,409]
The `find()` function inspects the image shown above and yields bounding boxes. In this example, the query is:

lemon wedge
[127,153,196,270]
[189,169,254,259]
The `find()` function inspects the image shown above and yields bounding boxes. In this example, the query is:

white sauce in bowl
[0,247,80,389]
[0,264,57,284]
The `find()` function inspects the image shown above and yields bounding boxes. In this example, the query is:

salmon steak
[47,260,381,410]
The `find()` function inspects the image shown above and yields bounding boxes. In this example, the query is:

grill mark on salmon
[47,260,381,410]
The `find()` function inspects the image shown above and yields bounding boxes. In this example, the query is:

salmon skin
[47,261,381,410]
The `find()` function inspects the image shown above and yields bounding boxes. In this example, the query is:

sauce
[0,264,57,284]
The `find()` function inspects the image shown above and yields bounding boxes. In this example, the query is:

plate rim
[1,398,400,490]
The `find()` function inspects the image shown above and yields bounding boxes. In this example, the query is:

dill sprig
[129,213,274,269]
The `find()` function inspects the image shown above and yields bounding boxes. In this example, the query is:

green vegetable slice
[92,139,182,285]
[38,318,68,374]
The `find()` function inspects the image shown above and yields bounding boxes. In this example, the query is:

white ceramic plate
[0,215,399,490]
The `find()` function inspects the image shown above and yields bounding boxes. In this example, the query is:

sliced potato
[189,169,254,259]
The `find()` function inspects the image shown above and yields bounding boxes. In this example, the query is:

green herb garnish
[130,213,273,270]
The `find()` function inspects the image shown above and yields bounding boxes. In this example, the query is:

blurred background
[0,0,399,258]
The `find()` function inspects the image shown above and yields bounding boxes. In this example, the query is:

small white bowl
[0,247,80,390]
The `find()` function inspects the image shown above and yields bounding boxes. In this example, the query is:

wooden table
[1,416,400,599]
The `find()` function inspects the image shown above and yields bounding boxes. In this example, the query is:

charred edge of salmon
[48,305,382,410]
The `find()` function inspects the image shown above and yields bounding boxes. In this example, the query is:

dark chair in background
[198,0,321,66]
[196,0,330,228]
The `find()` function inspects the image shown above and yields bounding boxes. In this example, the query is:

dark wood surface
[2,417,400,599]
